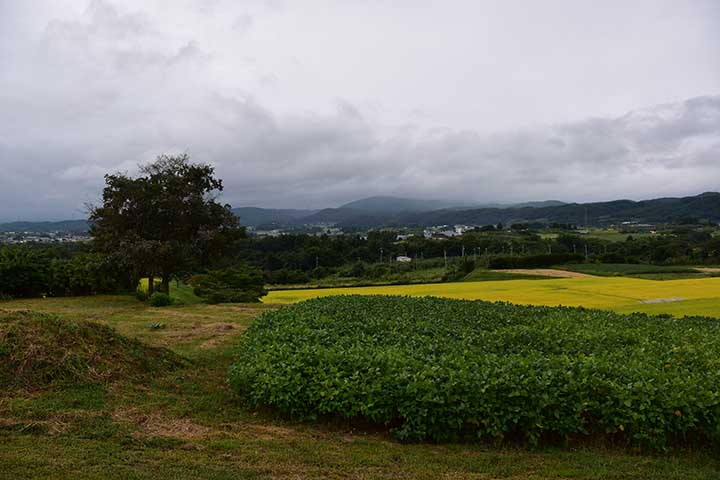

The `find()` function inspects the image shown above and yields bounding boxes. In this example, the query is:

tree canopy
[89,154,242,294]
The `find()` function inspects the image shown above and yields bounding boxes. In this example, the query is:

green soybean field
[231,295,720,450]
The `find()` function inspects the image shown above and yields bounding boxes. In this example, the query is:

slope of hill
[338,196,566,212]
[231,207,318,227]
[308,192,719,228]
[338,196,462,212]
[387,192,720,228]
[0,219,89,233]
[5,193,717,232]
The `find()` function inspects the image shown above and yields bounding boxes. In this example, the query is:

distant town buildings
[423,224,476,239]
[0,231,90,244]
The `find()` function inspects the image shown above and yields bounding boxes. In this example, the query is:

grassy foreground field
[1,295,719,479]
[265,276,720,318]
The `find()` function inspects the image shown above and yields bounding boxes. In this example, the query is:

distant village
[246,223,479,240]
[0,230,90,244]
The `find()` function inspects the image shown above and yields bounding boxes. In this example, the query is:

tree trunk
[161,274,171,295]
[147,274,155,296]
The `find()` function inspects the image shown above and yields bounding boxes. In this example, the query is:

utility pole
[573,244,577,254]
[585,244,589,260]
[462,245,465,258]
[444,249,448,269]
[380,247,383,263]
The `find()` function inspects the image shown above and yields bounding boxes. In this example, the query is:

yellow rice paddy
[265,277,720,318]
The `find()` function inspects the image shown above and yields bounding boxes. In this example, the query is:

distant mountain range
[233,193,720,229]
[2,193,718,233]
[232,196,568,227]
[0,220,89,234]
[337,196,566,212]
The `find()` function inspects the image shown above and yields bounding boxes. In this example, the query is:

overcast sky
[1,0,719,220]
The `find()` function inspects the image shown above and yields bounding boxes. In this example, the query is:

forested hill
[4,192,719,232]
[301,192,720,228]
[231,207,318,227]
[0,219,89,233]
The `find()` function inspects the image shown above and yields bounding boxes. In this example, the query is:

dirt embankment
[696,267,720,274]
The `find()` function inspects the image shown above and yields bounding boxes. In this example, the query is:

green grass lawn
[1,295,719,478]
[583,229,654,242]
[268,267,554,291]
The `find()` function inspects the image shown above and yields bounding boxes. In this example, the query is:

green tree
[90,154,242,295]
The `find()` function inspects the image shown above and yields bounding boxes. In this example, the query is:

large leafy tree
[90,154,242,295]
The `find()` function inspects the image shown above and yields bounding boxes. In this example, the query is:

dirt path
[696,267,720,273]
[494,268,595,278]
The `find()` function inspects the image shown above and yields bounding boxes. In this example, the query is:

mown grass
[1,295,719,478]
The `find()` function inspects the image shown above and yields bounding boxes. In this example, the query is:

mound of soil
[0,310,185,390]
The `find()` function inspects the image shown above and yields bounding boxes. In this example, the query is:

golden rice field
[265,276,720,317]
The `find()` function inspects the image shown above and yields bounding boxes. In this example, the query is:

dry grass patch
[492,269,594,278]
[112,406,215,440]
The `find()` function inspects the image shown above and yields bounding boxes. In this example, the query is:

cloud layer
[0,1,718,220]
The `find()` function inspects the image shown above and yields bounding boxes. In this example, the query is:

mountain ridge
[3,193,717,232]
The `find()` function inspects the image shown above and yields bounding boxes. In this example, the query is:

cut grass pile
[0,309,183,391]
[231,295,720,449]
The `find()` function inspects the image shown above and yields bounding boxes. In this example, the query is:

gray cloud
[0,0,719,220]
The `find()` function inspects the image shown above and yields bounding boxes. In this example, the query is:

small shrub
[187,274,207,287]
[193,266,267,304]
[148,292,173,307]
